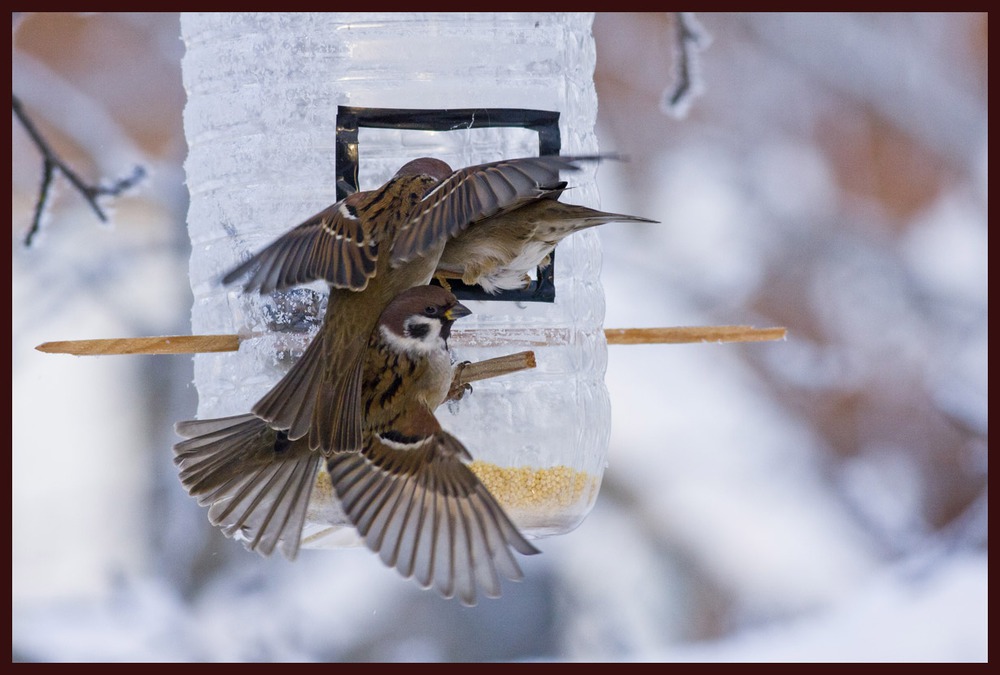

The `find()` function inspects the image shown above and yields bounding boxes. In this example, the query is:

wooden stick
[34,334,241,356]
[455,350,536,386]
[604,325,787,345]
[447,350,536,401]
[35,326,786,356]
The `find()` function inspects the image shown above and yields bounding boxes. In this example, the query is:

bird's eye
[425,305,439,316]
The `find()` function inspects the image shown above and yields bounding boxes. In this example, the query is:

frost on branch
[12,94,146,247]
[660,12,712,120]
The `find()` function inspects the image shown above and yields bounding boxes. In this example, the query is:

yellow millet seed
[468,461,597,512]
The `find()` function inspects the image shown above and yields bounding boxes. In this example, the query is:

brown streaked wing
[173,413,319,560]
[250,324,330,444]
[326,430,539,606]
[222,196,379,294]
[309,345,366,456]
[389,155,594,265]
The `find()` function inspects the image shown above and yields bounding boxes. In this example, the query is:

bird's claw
[446,361,474,402]
[434,273,453,293]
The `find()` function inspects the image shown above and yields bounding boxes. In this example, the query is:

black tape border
[335,106,562,303]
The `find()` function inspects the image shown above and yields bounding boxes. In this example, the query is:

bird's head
[378,285,471,353]
[393,157,454,182]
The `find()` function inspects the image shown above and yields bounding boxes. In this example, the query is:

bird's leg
[446,360,474,402]
[434,271,459,292]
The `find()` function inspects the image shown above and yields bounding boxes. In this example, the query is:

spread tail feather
[173,413,319,560]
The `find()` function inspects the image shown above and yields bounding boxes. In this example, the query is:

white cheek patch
[381,320,445,357]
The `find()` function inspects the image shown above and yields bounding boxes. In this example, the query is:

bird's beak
[446,301,472,321]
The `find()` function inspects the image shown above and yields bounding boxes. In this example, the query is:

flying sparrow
[435,181,659,294]
[174,285,539,605]
[222,154,603,455]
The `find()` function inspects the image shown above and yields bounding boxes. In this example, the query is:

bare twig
[12,93,146,246]
[661,12,711,118]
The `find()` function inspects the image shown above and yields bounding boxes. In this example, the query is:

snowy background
[12,13,987,662]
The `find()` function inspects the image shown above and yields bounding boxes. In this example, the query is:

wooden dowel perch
[35,327,784,388]
[35,326,786,356]
[35,334,242,356]
[604,326,787,345]
[446,350,537,401]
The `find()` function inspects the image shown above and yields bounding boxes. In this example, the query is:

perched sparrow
[223,154,603,455]
[435,182,659,294]
[174,285,539,605]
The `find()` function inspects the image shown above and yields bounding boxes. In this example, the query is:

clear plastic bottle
[181,12,609,542]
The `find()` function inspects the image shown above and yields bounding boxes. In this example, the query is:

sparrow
[174,285,539,605]
[435,182,659,294]
[222,154,604,456]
